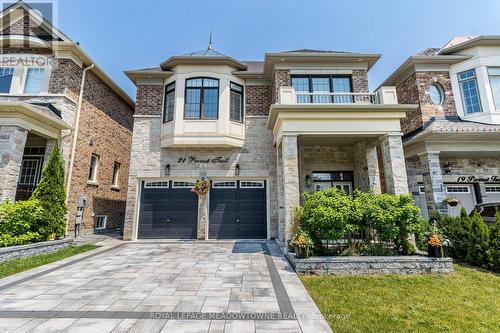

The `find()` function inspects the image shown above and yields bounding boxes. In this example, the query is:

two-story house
[0,2,134,236]
[382,36,500,219]
[123,45,416,241]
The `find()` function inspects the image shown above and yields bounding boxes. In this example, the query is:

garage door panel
[138,182,198,239]
[209,181,267,239]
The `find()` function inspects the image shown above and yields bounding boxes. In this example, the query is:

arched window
[185,77,219,119]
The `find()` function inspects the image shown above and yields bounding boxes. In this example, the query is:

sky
[52,0,500,99]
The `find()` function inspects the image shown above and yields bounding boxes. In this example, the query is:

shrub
[434,209,470,260]
[31,145,67,239]
[466,211,491,268]
[0,200,44,247]
[488,212,500,272]
[301,188,361,250]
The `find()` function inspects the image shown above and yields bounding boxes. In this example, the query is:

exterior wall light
[443,162,451,174]
[305,174,312,187]
[165,164,170,176]
[235,164,240,176]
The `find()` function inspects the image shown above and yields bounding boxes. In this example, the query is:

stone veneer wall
[298,145,354,195]
[0,126,28,202]
[123,116,278,240]
[0,239,72,263]
[396,71,457,134]
[285,252,454,275]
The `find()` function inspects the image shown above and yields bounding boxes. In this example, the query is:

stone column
[478,182,488,203]
[197,194,208,240]
[0,126,28,202]
[42,139,57,169]
[419,152,447,216]
[276,144,285,241]
[380,134,408,194]
[366,145,381,194]
[281,135,300,243]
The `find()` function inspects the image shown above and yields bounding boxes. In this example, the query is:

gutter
[64,63,94,236]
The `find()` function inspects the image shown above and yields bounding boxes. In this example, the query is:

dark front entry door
[209,180,267,239]
[138,181,198,239]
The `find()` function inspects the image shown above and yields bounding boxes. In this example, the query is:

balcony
[267,86,418,145]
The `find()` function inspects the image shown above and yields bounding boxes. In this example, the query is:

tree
[489,212,500,272]
[466,211,490,268]
[31,144,67,239]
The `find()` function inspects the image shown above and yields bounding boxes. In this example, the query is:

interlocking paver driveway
[0,240,331,333]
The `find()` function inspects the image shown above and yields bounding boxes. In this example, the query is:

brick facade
[352,69,369,93]
[1,12,59,41]
[246,85,271,116]
[135,84,163,116]
[271,70,291,103]
[397,71,457,134]
[66,69,133,233]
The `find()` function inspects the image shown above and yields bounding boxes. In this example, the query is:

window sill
[87,181,99,187]
[111,185,120,191]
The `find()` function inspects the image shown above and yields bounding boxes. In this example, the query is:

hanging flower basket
[443,197,460,207]
[191,178,210,196]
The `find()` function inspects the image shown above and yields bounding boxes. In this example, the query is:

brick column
[0,126,28,202]
[366,145,381,194]
[380,134,408,194]
[281,135,300,243]
[419,152,447,216]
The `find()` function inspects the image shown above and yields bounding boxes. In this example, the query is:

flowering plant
[291,229,314,250]
[443,197,460,206]
[427,234,441,247]
[191,178,210,195]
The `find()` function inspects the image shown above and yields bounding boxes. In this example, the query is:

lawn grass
[0,244,99,279]
[300,264,499,333]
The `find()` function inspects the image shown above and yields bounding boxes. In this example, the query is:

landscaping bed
[300,264,499,332]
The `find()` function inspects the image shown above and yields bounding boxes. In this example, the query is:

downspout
[64,63,94,236]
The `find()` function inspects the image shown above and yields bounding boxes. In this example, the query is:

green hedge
[300,188,424,255]
[432,209,499,272]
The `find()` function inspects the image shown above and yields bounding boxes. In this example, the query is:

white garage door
[485,184,500,202]
[445,184,476,217]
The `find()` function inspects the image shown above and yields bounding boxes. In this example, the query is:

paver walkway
[0,240,331,333]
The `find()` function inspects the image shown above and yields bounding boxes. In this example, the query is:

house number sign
[457,176,499,182]
[177,156,230,164]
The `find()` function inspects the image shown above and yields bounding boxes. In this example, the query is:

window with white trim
[488,67,500,110]
[88,154,99,183]
[163,82,175,122]
[144,181,169,188]
[230,82,244,123]
[96,215,107,230]
[458,69,481,114]
[240,181,265,188]
[112,162,120,187]
[485,186,500,193]
[0,67,14,93]
[24,67,47,94]
[212,181,236,188]
[172,181,195,188]
[446,186,470,193]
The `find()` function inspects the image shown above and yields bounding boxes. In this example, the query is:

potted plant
[427,234,450,257]
[443,197,460,207]
[291,229,314,258]
[191,178,210,195]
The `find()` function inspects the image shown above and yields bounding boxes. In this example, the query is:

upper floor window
[24,68,46,94]
[0,67,14,93]
[488,67,500,110]
[291,75,352,104]
[163,82,175,123]
[230,82,244,123]
[185,77,219,119]
[88,154,99,183]
[428,83,444,105]
[458,69,481,114]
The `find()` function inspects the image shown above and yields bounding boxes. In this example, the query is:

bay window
[458,69,482,114]
[291,75,353,104]
[0,67,14,93]
[230,82,244,123]
[163,82,175,122]
[185,77,219,119]
[488,67,500,110]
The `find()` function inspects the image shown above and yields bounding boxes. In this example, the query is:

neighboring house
[123,44,416,241]
[0,2,134,236]
[382,35,500,219]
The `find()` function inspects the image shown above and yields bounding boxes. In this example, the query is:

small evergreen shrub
[31,145,67,239]
[465,211,491,268]
[487,212,500,272]
[0,200,44,246]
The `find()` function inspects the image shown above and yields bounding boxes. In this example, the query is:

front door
[16,147,45,201]
[313,171,354,194]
